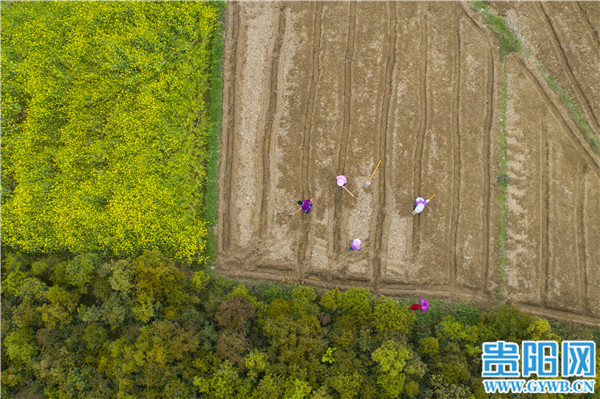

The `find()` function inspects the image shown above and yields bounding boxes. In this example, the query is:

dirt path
[217,1,599,327]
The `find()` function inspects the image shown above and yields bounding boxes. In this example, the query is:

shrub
[373,296,415,336]
[339,288,372,316]
[419,336,440,357]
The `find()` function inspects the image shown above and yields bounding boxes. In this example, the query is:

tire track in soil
[412,7,428,253]
[259,7,286,239]
[540,117,549,307]
[582,171,600,319]
[374,2,397,287]
[222,3,241,253]
[538,2,600,131]
[518,58,600,172]
[576,1,600,44]
[450,11,461,288]
[298,2,323,266]
[333,2,355,261]
[576,163,588,313]
[460,6,495,295]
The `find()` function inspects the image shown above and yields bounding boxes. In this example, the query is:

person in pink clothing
[336,175,347,187]
[349,238,361,251]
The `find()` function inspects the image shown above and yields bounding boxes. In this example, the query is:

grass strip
[471,2,513,300]
[470,1,521,61]
[497,63,509,300]
[203,1,226,267]
[538,63,600,155]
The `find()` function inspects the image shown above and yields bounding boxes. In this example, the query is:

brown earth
[216,1,600,327]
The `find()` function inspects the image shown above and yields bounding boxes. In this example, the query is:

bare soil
[216,1,599,327]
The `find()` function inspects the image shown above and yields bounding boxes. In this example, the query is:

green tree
[339,288,371,317]
[320,288,341,312]
[4,327,39,367]
[419,336,439,357]
[373,296,414,337]
[292,286,319,319]
[194,361,246,399]
[370,340,424,398]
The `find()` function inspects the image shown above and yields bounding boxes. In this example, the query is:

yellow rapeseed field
[1,1,222,262]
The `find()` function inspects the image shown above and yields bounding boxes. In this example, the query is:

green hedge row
[2,252,598,398]
[1,1,223,261]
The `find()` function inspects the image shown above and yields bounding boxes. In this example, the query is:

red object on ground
[409,303,422,311]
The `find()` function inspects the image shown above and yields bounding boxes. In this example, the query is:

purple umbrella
[350,238,361,251]
[419,298,429,313]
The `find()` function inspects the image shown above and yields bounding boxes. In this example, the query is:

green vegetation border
[538,63,600,155]
[470,1,518,300]
[203,1,226,268]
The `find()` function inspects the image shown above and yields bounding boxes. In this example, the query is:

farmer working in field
[412,197,430,215]
[298,199,312,214]
[349,238,361,251]
[412,195,435,215]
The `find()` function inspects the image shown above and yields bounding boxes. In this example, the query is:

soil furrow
[374,2,397,286]
[222,3,241,253]
[504,55,544,305]
[518,59,600,172]
[298,2,323,266]
[450,12,461,288]
[332,2,355,259]
[481,18,494,295]
[539,3,600,130]
[583,171,600,318]
[259,8,285,238]
[339,2,356,174]
[460,5,496,295]
[412,7,428,253]
[541,118,549,307]
[576,163,587,313]
[576,1,599,43]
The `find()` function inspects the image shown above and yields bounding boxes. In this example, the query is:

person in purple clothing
[412,197,429,215]
[298,199,312,214]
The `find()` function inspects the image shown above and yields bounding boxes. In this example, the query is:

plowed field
[216,1,600,326]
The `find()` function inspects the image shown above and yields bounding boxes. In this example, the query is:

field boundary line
[538,2,600,131]
[218,2,240,257]
[202,2,227,267]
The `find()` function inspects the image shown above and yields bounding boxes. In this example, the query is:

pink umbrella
[419,298,429,313]
[350,238,361,251]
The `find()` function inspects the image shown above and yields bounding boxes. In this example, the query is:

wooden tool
[342,186,358,200]
[364,160,382,188]
[287,207,303,217]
